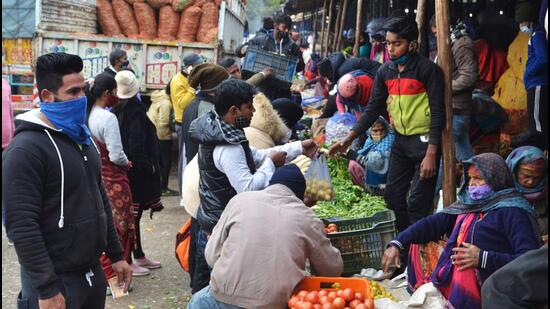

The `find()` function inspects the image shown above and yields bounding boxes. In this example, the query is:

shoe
[130,263,151,277]
[106,286,112,296]
[134,256,162,269]
[7,239,14,246]
[161,189,179,197]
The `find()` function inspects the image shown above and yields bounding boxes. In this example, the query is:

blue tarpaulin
[2,0,36,38]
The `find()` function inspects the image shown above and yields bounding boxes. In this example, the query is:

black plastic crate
[242,46,298,82]
[326,210,397,276]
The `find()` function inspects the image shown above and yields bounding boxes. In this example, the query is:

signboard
[78,41,111,80]
[42,38,77,55]
[145,45,179,88]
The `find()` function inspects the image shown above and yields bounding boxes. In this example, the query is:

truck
[2,0,247,111]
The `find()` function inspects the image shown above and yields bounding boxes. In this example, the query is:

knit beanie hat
[188,63,229,91]
[183,54,204,67]
[272,98,304,129]
[269,164,306,200]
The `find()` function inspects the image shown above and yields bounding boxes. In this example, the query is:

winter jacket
[244,93,288,149]
[189,111,257,234]
[181,92,216,164]
[112,99,161,205]
[248,30,302,59]
[353,53,446,145]
[169,72,196,123]
[2,78,14,149]
[524,29,548,90]
[147,90,173,141]
[2,109,123,299]
[103,66,118,78]
[206,184,343,309]
[449,35,479,112]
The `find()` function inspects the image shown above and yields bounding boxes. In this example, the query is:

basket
[325,210,397,276]
[242,46,298,82]
[294,276,371,299]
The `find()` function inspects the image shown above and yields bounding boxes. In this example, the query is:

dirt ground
[2,172,193,309]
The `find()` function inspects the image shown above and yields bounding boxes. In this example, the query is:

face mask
[372,135,383,142]
[390,54,409,65]
[235,116,251,130]
[520,26,532,33]
[468,184,494,200]
[121,60,130,68]
[40,96,91,145]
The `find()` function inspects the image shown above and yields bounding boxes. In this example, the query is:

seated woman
[506,146,548,241]
[382,153,539,309]
[346,117,394,195]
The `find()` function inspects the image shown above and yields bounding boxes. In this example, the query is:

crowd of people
[1,3,548,309]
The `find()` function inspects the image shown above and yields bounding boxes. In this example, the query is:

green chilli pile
[313,157,388,219]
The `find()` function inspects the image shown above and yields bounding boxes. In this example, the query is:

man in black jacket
[2,53,132,308]
[103,49,130,78]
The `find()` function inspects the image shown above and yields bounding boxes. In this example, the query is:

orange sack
[197,2,218,43]
[158,5,180,40]
[172,0,195,12]
[124,0,144,4]
[134,2,157,39]
[146,0,171,8]
[97,0,123,36]
[113,0,140,38]
[177,6,202,42]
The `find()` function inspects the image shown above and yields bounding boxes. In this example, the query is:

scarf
[506,146,548,203]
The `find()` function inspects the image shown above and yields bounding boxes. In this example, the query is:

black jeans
[527,85,548,150]
[133,206,145,259]
[158,140,173,191]
[18,263,106,309]
[384,134,441,233]
[191,228,211,294]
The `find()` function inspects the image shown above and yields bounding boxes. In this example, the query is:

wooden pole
[320,0,328,57]
[336,0,349,51]
[332,0,344,52]
[325,0,335,56]
[416,0,428,56]
[435,0,456,206]
[312,5,318,53]
[353,0,364,56]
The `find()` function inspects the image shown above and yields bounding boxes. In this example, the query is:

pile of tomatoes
[324,224,338,234]
[288,288,374,309]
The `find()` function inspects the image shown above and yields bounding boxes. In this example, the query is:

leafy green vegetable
[314,157,388,219]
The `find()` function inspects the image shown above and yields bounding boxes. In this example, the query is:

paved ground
[2,172,193,309]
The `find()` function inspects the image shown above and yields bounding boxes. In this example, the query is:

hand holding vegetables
[301,139,319,159]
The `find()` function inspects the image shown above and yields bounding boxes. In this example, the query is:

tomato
[354,304,367,309]
[327,291,338,300]
[318,290,329,297]
[297,290,309,301]
[289,296,299,308]
[306,291,319,304]
[342,288,355,302]
[295,300,304,309]
[301,302,314,309]
[319,296,331,304]
[336,290,343,297]
[328,224,337,230]
[321,303,336,309]
[364,299,374,309]
[348,299,361,308]
[354,292,364,302]
[333,297,346,309]
[313,305,322,309]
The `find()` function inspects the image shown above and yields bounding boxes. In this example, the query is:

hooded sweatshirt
[2,109,123,299]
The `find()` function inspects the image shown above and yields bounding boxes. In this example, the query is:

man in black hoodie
[2,53,132,308]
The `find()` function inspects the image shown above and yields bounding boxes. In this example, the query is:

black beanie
[272,98,304,129]
[269,164,306,200]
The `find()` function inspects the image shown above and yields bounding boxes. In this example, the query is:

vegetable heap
[313,157,387,219]
[370,281,398,302]
[288,286,374,309]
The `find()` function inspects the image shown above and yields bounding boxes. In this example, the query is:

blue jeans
[187,286,243,309]
[436,114,473,193]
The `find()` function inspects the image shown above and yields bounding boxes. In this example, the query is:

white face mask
[520,26,532,33]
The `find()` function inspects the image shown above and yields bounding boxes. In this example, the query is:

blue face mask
[40,96,91,145]
[391,54,409,65]
[468,184,494,201]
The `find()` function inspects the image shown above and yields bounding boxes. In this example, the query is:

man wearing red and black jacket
[330,16,445,233]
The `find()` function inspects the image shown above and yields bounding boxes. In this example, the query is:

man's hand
[328,138,352,156]
[270,151,287,167]
[262,68,273,78]
[301,139,318,158]
[39,292,65,309]
[451,242,481,271]
[111,260,133,293]
[420,144,438,180]
[381,246,401,273]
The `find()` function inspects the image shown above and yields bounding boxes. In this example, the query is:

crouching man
[188,164,344,309]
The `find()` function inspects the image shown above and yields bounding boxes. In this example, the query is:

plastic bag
[325,112,356,145]
[158,5,180,40]
[96,0,123,36]
[304,154,334,201]
[177,6,202,42]
[134,2,157,39]
[113,0,139,38]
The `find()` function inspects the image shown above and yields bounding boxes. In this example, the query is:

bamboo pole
[332,0,344,52]
[320,0,328,57]
[435,0,457,206]
[336,0,349,51]
[324,0,335,56]
[353,0,364,56]
[416,0,428,56]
